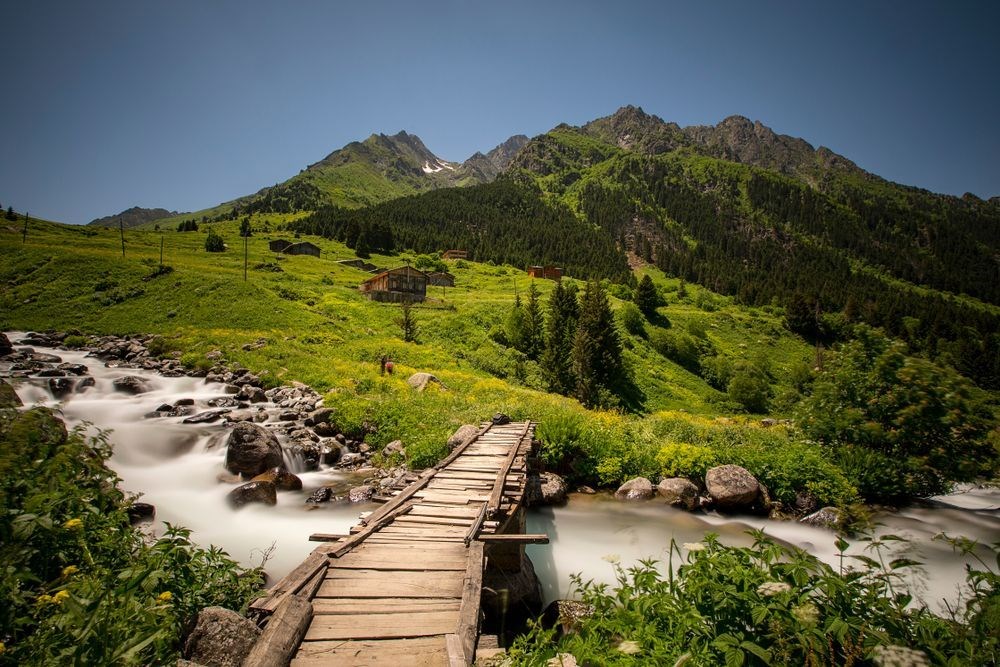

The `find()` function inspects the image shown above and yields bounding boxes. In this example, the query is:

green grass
[1,217,838,493]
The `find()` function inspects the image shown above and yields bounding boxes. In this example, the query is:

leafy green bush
[204,230,225,252]
[727,365,771,413]
[797,329,997,500]
[0,408,261,665]
[616,302,645,338]
[656,441,717,478]
[507,532,999,666]
[650,329,702,374]
[61,335,88,349]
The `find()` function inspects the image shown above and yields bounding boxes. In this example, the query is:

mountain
[88,206,181,228]
[460,135,530,182]
[192,132,530,220]
[295,106,1000,390]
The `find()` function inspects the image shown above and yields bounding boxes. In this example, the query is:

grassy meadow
[1,215,858,505]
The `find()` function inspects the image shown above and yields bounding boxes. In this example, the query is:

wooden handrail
[485,421,532,518]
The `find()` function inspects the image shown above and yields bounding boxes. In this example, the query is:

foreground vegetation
[0,404,261,665]
[508,532,1000,666]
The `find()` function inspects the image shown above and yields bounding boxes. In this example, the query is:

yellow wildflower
[63,518,83,531]
[61,565,79,578]
[157,591,173,602]
[52,590,70,604]
[616,640,641,655]
[36,594,53,606]
[0,640,6,654]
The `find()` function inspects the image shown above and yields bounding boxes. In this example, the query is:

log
[454,540,484,664]
[477,533,550,544]
[243,594,312,667]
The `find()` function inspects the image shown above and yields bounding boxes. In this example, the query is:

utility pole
[119,217,126,258]
[159,234,164,269]
[243,234,248,282]
[22,212,28,244]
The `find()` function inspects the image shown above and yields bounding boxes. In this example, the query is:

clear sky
[1,0,998,224]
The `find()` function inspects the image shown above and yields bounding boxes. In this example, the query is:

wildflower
[63,518,83,531]
[791,602,819,626]
[547,654,579,667]
[36,594,53,606]
[757,581,791,597]
[0,640,5,654]
[872,645,931,667]
[52,590,70,604]
[157,591,173,602]
[682,542,706,552]
[616,640,641,655]
[601,554,621,564]
[61,565,79,578]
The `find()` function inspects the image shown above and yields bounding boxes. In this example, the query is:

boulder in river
[0,379,23,408]
[111,375,150,395]
[527,472,568,506]
[705,465,760,510]
[0,333,13,356]
[251,467,303,492]
[182,606,260,667]
[183,410,228,424]
[614,477,654,501]
[227,481,277,508]
[381,440,405,458]
[224,422,283,477]
[800,506,843,529]
[127,502,156,525]
[657,477,699,510]
[348,484,374,503]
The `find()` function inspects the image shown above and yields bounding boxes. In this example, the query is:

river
[5,334,998,614]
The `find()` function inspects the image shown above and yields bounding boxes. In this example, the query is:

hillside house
[427,271,456,287]
[527,265,563,281]
[442,249,468,260]
[360,266,428,303]
[270,240,321,257]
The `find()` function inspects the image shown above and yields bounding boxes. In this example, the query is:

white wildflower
[601,554,621,564]
[791,602,820,626]
[682,542,706,552]
[756,581,791,597]
[616,640,641,655]
[547,654,579,667]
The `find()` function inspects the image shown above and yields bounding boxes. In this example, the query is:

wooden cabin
[269,239,292,253]
[360,266,428,303]
[526,265,563,281]
[442,249,468,260]
[427,271,456,287]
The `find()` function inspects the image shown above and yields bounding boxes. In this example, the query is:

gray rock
[57,363,88,376]
[482,553,542,620]
[348,484,374,503]
[800,506,843,529]
[447,424,479,449]
[48,377,75,399]
[705,465,760,510]
[224,409,255,423]
[0,379,23,408]
[182,606,260,667]
[381,440,405,458]
[183,410,228,424]
[309,407,335,425]
[614,477,654,501]
[0,333,13,356]
[657,478,699,510]
[127,502,156,524]
[224,422,283,477]
[407,372,445,391]
[227,481,277,508]
[491,413,511,425]
[75,377,96,392]
[542,599,595,636]
[312,422,338,437]
[112,375,150,395]
[527,472,568,506]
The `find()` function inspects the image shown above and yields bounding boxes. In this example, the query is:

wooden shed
[269,239,292,253]
[526,265,563,281]
[270,240,320,257]
[360,266,428,303]
[427,271,456,287]
[442,249,468,260]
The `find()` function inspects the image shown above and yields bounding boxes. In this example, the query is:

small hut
[526,265,563,281]
[269,240,320,257]
[360,266,429,303]
[427,271,456,287]
[442,249,468,260]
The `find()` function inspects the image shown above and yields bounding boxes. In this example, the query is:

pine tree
[523,282,544,360]
[239,217,252,238]
[505,293,527,352]
[541,281,579,394]
[572,281,623,407]
[396,302,419,342]
[635,274,660,318]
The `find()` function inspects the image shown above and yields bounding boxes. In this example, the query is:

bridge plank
[293,637,448,666]
[312,598,461,615]
[317,574,463,599]
[304,610,458,641]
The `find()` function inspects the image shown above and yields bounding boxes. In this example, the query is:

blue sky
[1,0,997,224]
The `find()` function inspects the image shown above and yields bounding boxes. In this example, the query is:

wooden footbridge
[246,421,545,666]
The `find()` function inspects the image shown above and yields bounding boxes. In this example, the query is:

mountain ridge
[89,206,182,229]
